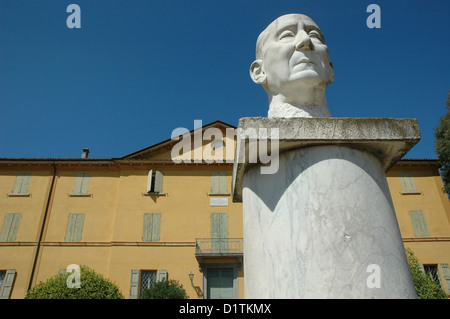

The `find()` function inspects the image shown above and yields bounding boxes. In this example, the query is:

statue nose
[295,32,314,51]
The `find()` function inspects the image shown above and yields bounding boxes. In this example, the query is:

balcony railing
[195,238,243,257]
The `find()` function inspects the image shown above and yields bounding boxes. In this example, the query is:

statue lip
[295,59,316,65]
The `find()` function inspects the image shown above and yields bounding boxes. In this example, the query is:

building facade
[0,121,449,299]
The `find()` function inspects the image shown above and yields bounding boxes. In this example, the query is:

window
[10,173,31,196]
[423,265,442,287]
[140,271,157,297]
[211,213,228,238]
[0,270,16,299]
[0,213,21,242]
[146,170,163,193]
[210,172,228,195]
[142,213,161,242]
[64,213,85,242]
[409,210,430,238]
[0,271,4,290]
[211,213,228,253]
[399,172,420,194]
[129,269,167,299]
[71,173,91,196]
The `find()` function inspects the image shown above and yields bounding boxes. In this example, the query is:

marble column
[232,117,420,299]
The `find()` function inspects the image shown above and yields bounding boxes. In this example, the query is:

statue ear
[250,60,266,84]
[327,61,335,84]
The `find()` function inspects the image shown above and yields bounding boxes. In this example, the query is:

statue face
[252,14,334,96]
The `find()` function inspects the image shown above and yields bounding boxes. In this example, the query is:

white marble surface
[250,14,334,118]
[232,117,421,203]
[242,145,417,298]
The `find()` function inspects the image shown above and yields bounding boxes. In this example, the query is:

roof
[121,120,236,160]
[0,120,237,164]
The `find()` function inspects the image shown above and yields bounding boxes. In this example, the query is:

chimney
[81,148,89,159]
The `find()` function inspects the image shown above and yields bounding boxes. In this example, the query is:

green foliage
[25,265,124,299]
[406,249,447,299]
[141,279,188,299]
[434,90,450,197]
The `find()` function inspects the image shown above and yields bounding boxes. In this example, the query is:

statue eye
[308,30,323,41]
[279,30,295,41]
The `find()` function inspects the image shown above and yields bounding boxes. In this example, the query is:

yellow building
[0,120,449,299]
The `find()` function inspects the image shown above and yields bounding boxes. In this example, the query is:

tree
[141,279,188,299]
[25,265,124,299]
[434,90,450,197]
[406,249,447,299]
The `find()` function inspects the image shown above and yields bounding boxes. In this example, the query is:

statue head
[250,14,334,118]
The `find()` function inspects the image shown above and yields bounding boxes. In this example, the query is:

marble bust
[250,14,334,118]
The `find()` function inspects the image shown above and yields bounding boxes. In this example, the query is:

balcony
[195,238,243,262]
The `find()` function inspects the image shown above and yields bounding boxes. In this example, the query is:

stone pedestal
[232,117,420,299]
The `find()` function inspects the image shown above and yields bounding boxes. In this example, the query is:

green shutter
[12,175,23,194]
[439,263,450,293]
[0,213,21,242]
[143,213,161,242]
[8,214,21,241]
[146,170,153,193]
[12,173,31,195]
[65,214,84,242]
[143,214,151,241]
[211,173,219,193]
[211,213,228,238]
[73,174,83,194]
[73,173,90,195]
[157,269,167,282]
[211,213,228,253]
[399,172,418,193]
[0,270,16,299]
[219,173,227,194]
[73,214,84,241]
[129,269,140,299]
[152,213,161,241]
[80,173,90,194]
[64,214,76,241]
[211,213,219,238]
[409,210,430,238]
[154,171,164,193]
[211,172,227,194]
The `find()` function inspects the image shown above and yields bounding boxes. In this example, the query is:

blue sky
[0,0,449,159]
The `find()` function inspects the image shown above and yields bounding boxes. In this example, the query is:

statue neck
[267,86,331,118]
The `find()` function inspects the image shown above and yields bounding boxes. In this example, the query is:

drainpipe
[27,162,57,292]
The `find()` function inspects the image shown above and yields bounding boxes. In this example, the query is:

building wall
[1,156,449,299]
[386,161,450,293]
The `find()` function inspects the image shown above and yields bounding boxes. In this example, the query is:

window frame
[9,173,32,197]
[70,173,91,197]
[399,171,421,195]
[209,172,229,195]
[145,170,165,195]
[0,213,22,242]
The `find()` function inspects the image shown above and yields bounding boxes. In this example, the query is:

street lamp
[189,271,194,287]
